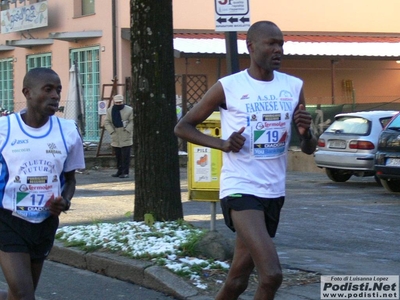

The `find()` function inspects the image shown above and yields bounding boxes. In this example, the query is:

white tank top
[0,113,85,223]
[219,70,303,198]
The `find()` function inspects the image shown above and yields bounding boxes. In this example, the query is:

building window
[70,47,100,141]
[0,58,14,112]
[82,0,94,15]
[0,1,9,11]
[1,1,44,11]
[74,0,94,17]
[26,53,51,71]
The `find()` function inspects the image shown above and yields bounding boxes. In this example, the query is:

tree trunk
[130,0,183,221]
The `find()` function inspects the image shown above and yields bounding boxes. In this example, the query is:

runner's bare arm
[174,82,245,153]
[49,170,76,215]
[293,89,317,155]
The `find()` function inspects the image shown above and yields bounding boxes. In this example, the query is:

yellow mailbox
[188,111,222,202]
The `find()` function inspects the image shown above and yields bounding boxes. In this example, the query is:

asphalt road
[278,172,400,264]
[0,167,398,299]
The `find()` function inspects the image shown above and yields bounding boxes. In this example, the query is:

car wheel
[374,175,382,186]
[325,168,352,182]
[381,179,400,193]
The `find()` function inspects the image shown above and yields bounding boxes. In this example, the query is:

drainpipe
[112,0,117,77]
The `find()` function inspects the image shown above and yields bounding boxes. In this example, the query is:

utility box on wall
[188,111,222,202]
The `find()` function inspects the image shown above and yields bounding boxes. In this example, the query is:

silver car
[314,110,398,182]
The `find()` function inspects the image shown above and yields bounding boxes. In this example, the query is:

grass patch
[55,220,229,289]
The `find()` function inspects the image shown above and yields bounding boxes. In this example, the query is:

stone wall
[84,150,323,173]
[287,150,324,173]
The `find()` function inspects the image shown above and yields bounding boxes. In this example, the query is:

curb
[48,241,211,300]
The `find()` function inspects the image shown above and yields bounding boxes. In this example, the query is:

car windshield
[326,116,370,134]
[386,115,400,130]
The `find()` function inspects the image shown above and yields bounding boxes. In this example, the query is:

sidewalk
[48,162,399,300]
[49,165,318,300]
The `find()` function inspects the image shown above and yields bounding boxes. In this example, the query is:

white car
[314,110,398,182]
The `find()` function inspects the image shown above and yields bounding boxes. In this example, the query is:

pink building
[1,0,399,142]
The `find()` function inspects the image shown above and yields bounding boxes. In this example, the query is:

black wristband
[302,129,313,140]
[63,198,71,212]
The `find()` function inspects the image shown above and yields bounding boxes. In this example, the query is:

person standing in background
[104,94,133,178]
[0,67,85,299]
[314,104,324,136]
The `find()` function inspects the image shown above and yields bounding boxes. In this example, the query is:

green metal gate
[0,58,14,112]
[70,47,100,142]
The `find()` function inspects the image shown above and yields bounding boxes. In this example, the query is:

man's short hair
[246,20,279,44]
[23,68,58,88]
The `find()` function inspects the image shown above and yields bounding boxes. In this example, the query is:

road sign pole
[215,0,250,74]
[225,31,240,74]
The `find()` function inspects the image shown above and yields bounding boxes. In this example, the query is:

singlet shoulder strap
[56,116,69,154]
[0,114,12,152]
